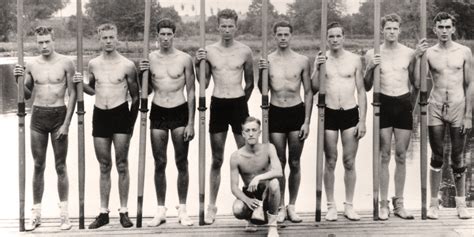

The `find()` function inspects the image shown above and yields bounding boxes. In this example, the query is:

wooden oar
[198,0,206,226]
[76,0,86,229]
[16,0,26,232]
[315,0,327,222]
[136,0,151,228]
[261,0,269,144]
[419,0,428,220]
[372,0,381,221]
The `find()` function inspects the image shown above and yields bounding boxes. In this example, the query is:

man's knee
[154,157,167,172]
[34,160,46,173]
[176,158,188,173]
[268,179,280,195]
[233,199,251,220]
[342,157,355,171]
[394,152,407,165]
[288,158,300,171]
[55,162,67,176]
[380,151,391,164]
[325,157,337,171]
[116,161,129,175]
[451,164,467,181]
[211,157,224,169]
[99,161,112,174]
[430,156,443,172]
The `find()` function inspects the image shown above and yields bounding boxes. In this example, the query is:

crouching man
[230,116,282,237]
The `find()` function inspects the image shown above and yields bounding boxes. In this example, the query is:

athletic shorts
[30,105,67,134]
[241,183,269,223]
[92,102,132,138]
[380,92,413,130]
[209,96,249,134]
[325,106,359,131]
[428,100,465,127]
[269,103,305,133]
[149,102,188,130]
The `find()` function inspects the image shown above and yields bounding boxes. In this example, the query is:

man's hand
[195,48,207,62]
[13,64,25,79]
[415,38,429,58]
[258,58,269,70]
[183,124,195,142]
[247,176,261,193]
[299,123,310,140]
[139,59,150,72]
[461,117,472,135]
[243,197,260,211]
[314,51,327,69]
[56,124,69,140]
[72,72,83,84]
[367,54,381,70]
[354,121,366,139]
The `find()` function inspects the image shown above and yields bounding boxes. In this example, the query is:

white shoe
[286,205,302,223]
[59,202,72,230]
[343,202,360,221]
[267,211,279,237]
[204,205,217,225]
[427,198,439,220]
[148,206,167,227]
[325,202,337,221]
[25,205,41,231]
[177,205,194,226]
[455,196,472,219]
[277,206,286,223]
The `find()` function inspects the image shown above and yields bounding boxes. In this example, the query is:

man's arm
[126,61,140,132]
[57,59,77,140]
[195,47,212,89]
[248,144,283,189]
[310,54,321,94]
[23,63,34,100]
[355,56,367,139]
[363,50,375,91]
[230,152,259,210]
[300,57,313,140]
[82,61,96,95]
[243,48,255,102]
[184,55,196,141]
[462,48,473,134]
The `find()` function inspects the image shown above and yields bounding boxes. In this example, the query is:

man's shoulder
[176,50,193,61]
[293,51,309,62]
[453,42,472,54]
[364,48,374,56]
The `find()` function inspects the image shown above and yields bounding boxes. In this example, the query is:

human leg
[427,125,446,219]
[341,127,360,221]
[391,128,413,219]
[324,130,339,221]
[148,129,169,227]
[270,133,287,222]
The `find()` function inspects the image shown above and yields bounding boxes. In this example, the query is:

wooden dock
[1,209,472,236]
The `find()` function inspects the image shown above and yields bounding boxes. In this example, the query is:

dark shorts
[209,96,249,134]
[380,92,413,130]
[241,183,269,223]
[269,103,305,133]
[325,106,359,131]
[92,102,132,138]
[150,103,188,130]
[30,105,67,134]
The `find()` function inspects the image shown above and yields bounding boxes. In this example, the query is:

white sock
[119,207,128,213]
[100,208,109,214]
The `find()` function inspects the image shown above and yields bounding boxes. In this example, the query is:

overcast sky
[57,0,362,17]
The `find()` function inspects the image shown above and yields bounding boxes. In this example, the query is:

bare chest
[92,63,128,85]
[428,50,464,73]
[30,62,67,85]
[208,49,245,71]
[151,59,185,80]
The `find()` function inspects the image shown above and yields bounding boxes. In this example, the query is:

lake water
[0,57,464,222]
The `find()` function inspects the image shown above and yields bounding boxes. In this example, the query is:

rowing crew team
[13,8,472,237]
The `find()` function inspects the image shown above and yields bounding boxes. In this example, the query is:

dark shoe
[120,212,134,228]
[88,213,109,229]
[392,197,414,220]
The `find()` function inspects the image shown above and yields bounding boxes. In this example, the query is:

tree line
[1,0,473,42]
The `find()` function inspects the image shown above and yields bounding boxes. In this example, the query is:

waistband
[380,92,411,101]
[33,105,67,112]
[270,102,304,111]
[325,106,358,113]
[94,102,128,113]
[151,102,187,111]
[211,96,246,103]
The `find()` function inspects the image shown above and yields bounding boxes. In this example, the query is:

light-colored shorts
[428,100,465,127]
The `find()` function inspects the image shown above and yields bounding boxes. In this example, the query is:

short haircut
[97,23,118,35]
[381,13,402,28]
[327,22,344,35]
[34,25,54,39]
[217,9,238,24]
[242,116,261,128]
[156,18,176,33]
[273,20,293,34]
[433,12,456,26]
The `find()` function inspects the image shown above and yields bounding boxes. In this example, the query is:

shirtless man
[195,9,254,224]
[364,14,426,220]
[312,22,367,221]
[13,26,76,231]
[257,21,312,223]
[73,24,139,229]
[139,18,196,227]
[231,116,282,237]
[423,12,472,219]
